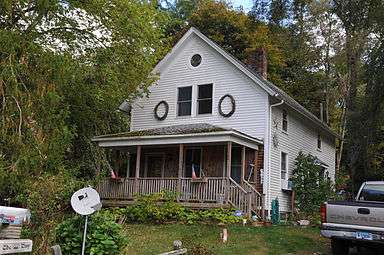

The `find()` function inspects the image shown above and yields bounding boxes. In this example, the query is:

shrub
[56,210,126,255]
[291,152,333,218]
[124,192,243,224]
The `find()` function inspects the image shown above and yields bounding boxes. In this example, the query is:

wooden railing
[227,178,250,216]
[138,178,178,195]
[242,180,264,219]
[98,178,135,199]
[179,177,226,203]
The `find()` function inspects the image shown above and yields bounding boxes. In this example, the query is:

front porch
[93,124,265,218]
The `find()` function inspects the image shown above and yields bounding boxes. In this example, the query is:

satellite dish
[70,187,102,216]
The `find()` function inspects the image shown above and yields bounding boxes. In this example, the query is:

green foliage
[124,192,243,224]
[291,152,333,217]
[0,1,169,253]
[19,173,85,253]
[56,210,126,255]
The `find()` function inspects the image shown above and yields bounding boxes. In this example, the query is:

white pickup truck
[321,181,384,254]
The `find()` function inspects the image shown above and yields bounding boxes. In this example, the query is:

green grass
[121,224,330,255]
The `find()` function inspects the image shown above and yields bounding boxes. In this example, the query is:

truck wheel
[331,239,349,255]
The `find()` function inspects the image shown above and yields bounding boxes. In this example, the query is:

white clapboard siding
[269,106,336,212]
[131,33,268,139]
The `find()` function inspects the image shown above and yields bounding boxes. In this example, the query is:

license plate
[356,232,373,240]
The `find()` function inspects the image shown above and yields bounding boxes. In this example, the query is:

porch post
[254,149,258,184]
[241,146,246,184]
[134,145,141,194]
[226,142,232,179]
[126,152,131,178]
[177,144,184,201]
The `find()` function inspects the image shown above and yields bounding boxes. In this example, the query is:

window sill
[317,148,322,152]
[196,113,213,117]
[281,130,288,135]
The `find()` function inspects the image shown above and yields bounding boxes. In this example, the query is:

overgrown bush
[56,210,126,255]
[291,152,333,218]
[19,173,84,254]
[124,191,243,224]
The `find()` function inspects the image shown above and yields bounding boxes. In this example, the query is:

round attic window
[190,54,202,67]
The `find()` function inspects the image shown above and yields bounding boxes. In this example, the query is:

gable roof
[154,27,339,138]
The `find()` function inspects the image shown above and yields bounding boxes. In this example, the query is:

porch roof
[92,124,263,150]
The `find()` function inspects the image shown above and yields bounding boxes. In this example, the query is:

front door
[145,154,164,177]
[231,146,242,183]
[185,148,202,177]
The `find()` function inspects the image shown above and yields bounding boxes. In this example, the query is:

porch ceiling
[92,124,263,150]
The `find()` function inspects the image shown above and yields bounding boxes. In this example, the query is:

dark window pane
[178,102,191,116]
[198,84,212,99]
[282,110,288,131]
[317,134,322,149]
[178,86,192,101]
[281,152,287,179]
[198,99,212,114]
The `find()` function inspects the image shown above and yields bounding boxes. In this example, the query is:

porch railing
[98,178,135,200]
[227,177,250,215]
[242,180,264,219]
[138,177,178,195]
[179,177,226,203]
[97,177,264,219]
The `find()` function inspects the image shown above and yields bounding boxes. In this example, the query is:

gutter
[266,95,284,216]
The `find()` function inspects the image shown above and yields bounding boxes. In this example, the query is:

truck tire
[331,239,349,255]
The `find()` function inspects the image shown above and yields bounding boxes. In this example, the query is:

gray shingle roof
[93,123,228,139]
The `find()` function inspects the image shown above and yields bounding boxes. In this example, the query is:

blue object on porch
[271,198,280,225]
[234,210,243,217]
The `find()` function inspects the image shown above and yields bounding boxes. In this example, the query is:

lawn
[122,224,330,255]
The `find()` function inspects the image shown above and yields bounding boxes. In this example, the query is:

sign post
[70,187,102,255]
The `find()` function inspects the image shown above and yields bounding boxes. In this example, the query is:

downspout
[266,95,284,218]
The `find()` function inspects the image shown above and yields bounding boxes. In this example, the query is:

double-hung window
[282,110,288,132]
[177,86,192,116]
[281,152,288,180]
[197,84,213,114]
[317,133,322,150]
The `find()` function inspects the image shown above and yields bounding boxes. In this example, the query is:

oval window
[190,54,202,67]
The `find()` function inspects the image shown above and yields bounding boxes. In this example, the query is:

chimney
[246,48,267,79]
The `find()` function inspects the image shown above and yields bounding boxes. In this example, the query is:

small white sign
[0,239,33,254]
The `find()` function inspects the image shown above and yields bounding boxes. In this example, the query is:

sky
[229,0,254,12]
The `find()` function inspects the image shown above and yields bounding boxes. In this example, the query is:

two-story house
[93,27,338,219]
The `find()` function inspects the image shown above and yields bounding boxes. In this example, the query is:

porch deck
[97,176,265,218]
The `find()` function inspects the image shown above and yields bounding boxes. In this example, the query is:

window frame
[280,151,288,180]
[177,86,193,117]
[197,83,213,115]
[282,109,288,133]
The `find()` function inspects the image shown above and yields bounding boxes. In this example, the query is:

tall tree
[332,0,380,191]
[269,0,289,25]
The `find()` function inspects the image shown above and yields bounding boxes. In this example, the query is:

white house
[92,27,338,218]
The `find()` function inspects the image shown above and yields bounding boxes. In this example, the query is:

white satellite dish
[70,187,102,255]
[71,187,102,216]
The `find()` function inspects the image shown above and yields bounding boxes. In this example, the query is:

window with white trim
[197,84,213,114]
[177,86,192,116]
[282,109,288,132]
[281,152,288,180]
